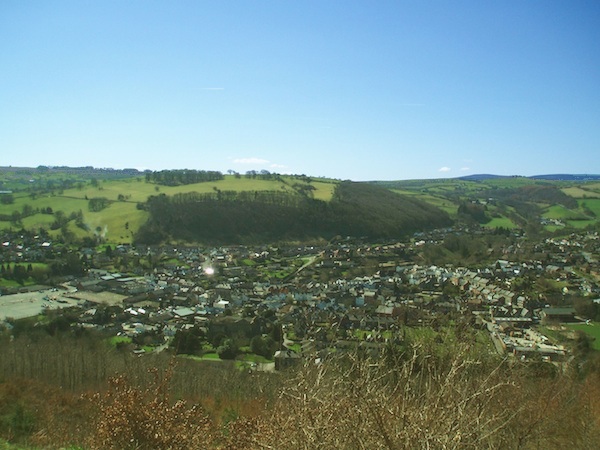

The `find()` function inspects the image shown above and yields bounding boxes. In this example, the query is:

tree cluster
[134,182,452,244]
[0,263,33,285]
[457,200,490,224]
[87,197,111,212]
[144,170,224,186]
[243,170,281,180]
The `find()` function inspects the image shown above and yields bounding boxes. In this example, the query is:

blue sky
[1,0,599,181]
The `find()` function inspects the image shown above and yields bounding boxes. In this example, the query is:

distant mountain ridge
[2,166,599,183]
[459,174,600,182]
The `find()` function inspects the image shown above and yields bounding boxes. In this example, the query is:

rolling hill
[0,169,451,245]
[2,167,600,245]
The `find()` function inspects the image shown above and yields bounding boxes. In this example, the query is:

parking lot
[0,288,80,321]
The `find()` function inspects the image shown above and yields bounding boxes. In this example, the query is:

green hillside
[0,170,338,244]
[135,181,452,244]
[2,167,600,245]
[376,177,600,232]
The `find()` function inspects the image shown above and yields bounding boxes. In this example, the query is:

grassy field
[565,220,596,229]
[481,177,544,188]
[580,182,600,194]
[579,198,600,216]
[562,186,600,199]
[542,204,589,220]
[538,199,600,229]
[0,262,50,288]
[391,189,458,215]
[310,180,337,201]
[483,216,519,229]
[565,322,600,350]
[107,336,132,347]
[0,175,337,243]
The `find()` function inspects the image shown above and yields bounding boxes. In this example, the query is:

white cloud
[438,167,451,172]
[233,157,270,165]
[460,167,470,171]
[270,163,287,169]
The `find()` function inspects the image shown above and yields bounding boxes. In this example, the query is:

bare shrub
[84,365,215,450]
[238,344,592,450]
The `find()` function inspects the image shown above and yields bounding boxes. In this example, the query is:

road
[295,254,320,274]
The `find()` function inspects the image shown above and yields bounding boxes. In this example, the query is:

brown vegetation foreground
[230,348,600,450]
[1,339,600,449]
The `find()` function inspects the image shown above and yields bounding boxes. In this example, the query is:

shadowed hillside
[134,181,452,244]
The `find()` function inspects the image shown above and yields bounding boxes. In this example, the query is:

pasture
[562,186,600,199]
[481,177,542,188]
[0,175,336,243]
[579,198,600,217]
[565,322,600,350]
[483,216,518,229]
[542,205,589,221]
[391,189,458,215]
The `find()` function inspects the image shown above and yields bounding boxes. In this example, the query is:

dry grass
[232,346,600,450]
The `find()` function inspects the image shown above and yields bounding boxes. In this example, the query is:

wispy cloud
[233,157,270,165]
[438,166,451,173]
[230,157,288,171]
[460,167,470,171]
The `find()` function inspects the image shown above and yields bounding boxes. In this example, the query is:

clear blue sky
[1,0,599,181]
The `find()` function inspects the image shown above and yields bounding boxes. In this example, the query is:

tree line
[134,182,452,244]
[144,169,224,186]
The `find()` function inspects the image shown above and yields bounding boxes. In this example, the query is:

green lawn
[0,263,49,287]
[0,278,25,288]
[107,336,132,347]
[483,216,518,229]
[565,323,600,350]
[285,342,302,353]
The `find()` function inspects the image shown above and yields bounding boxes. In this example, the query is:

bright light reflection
[204,267,215,275]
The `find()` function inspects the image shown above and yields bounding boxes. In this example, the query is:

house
[540,307,577,323]
[274,350,302,370]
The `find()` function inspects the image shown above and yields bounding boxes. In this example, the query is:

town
[2,224,599,371]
